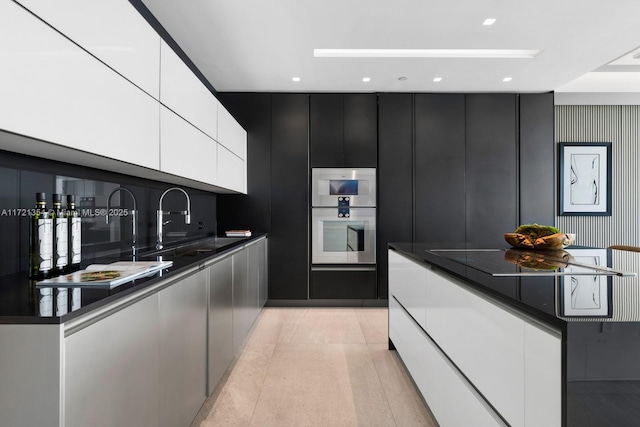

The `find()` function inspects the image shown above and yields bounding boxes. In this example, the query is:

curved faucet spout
[106,187,138,257]
[157,187,191,250]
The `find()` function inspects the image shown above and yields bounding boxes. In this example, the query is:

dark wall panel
[270,94,309,299]
[465,94,518,246]
[519,93,555,226]
[217,93,271,234]
[344,94,377,167]
[414,94,466,245]
[378,93,413,299]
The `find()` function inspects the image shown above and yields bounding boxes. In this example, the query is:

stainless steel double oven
[311,168,376,265]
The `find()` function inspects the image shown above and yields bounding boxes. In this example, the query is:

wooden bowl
[504,232,576,250]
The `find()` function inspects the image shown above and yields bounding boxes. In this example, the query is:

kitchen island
[388,242,640,427]
[0,234,267,427]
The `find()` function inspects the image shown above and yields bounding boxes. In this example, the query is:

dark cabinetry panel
[414,94,466,245]
[378,93,413,299]
[519,93,555,226]
[310,269,376,299]
[270,94,309,299]
[310,94,376,167]
[465,94,518,246]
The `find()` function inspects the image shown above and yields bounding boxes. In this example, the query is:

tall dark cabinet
[270,94,309,300]
[414,94,466,244]
[310,93,377,167]
[378,94,414,298]
[465,94,518,247]
[519,93,555,226]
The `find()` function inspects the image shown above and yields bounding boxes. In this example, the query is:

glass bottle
[29,192,53,278]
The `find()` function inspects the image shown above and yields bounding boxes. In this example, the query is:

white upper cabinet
[0,1,160,170]
[16,0,161,99]
[160,106,216,185]
[217,145,247,194]
[217,103,247,160]
[160,41,218,140]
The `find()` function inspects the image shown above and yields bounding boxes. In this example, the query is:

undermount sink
[139,237,245,258]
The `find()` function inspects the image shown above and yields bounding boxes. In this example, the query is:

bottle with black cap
[29,192,53,278]
[66,194,81,271]
[52,193,68,273]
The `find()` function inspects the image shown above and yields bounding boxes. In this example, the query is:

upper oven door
[311,168,376,207]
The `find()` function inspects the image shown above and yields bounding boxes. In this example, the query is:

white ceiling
[141,0,640,96]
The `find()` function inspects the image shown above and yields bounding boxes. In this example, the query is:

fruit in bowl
[504,224,575,250]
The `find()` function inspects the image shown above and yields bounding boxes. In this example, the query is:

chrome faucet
[106,187,138,257]
[157,187,191,250]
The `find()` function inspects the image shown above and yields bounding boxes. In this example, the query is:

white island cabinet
[388,249,561,427]
[15,0,161,99]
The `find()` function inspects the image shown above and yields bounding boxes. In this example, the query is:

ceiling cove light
[503,77,513,82]
[292,77,301,82]
[483,18,496,26]
[314,49,541,59]
[362,77,371,82]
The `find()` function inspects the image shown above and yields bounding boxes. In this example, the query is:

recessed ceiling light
[314,48,541,59]
[503,77,513,82]
[362,77,371,82]
[433,77,442,82]
[483,18,496,26]
[292,77,301,82]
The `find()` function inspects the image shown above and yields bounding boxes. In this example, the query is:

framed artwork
[558,249,612,318]
[559,142,612,216]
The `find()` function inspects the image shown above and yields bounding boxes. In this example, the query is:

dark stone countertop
[0,233,266,325]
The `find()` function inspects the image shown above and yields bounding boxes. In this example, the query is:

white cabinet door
[160,40,218,139]
[0,1,160,170]
[524,322,562,427]
[64,294,161,427]
[217,102,247,159]
[160,106,217,185]
[158,270,208,427]
[388,250,428,330]
[425,267,526,427]
[389,297,506,427]
[217,144,247,194]
[16,0,161,98]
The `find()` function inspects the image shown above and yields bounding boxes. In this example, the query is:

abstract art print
[559,142,612,216]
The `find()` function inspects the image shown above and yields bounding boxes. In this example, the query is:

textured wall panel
[555,105,640,248]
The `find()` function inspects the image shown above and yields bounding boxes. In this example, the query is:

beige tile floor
[192,308,438,427]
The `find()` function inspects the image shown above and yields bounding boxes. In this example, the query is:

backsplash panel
[0,149,217,276]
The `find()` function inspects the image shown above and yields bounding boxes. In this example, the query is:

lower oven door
[311,207,376,264]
